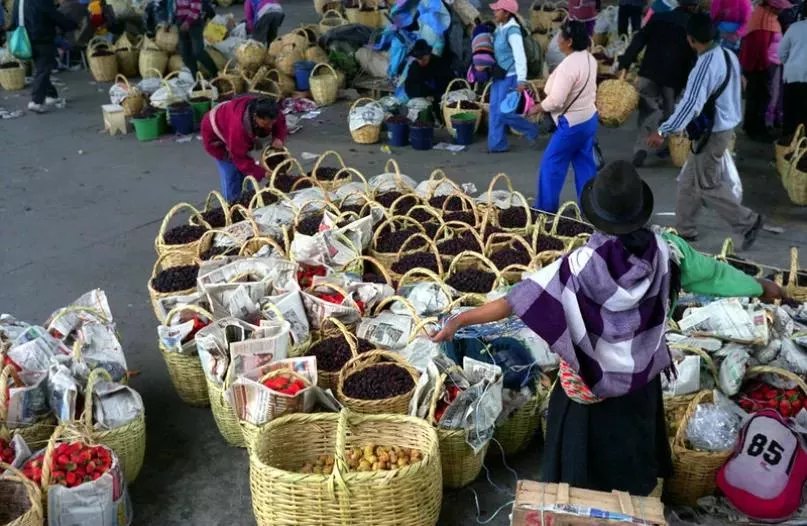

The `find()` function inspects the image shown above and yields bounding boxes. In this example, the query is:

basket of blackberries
[337,350,420,415]
[444,251,506,295]
[155,202,211,258]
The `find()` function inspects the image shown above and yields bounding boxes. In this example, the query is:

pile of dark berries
[363,273,388,285]
[342,364,414,399]
[375,229,424,253]
[308,336,374,372]
[446,268,496,293]
[534,234,565,253]
[199,245,235,260]
[264,152,289,171]
[443,210,476,225]
[456,101,479,110]
[437,232,481,255]
[391,252,441,274]
[482,225,504,241]
[375,191,404,208]
[340,203,366,216]
[297,213,324,236]
[388,195,422,214]
[310,166,341,181]
[162,224,208,245]
[151,265,199,293]
[273,173,312,193]
[498,207,531,229]
[490,248,531,270]
[91,49,114,57]
[408,208,435,223]
[781,270,807,286]
[554,213,594,237]
[200,207,227,228]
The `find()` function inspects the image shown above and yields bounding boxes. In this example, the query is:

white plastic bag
[723,150,743,201]
[593,5,618,35]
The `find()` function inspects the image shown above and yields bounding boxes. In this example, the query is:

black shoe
[742,215,764,250]
[632,150,648,167]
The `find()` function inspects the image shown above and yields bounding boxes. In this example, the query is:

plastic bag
[686,402,742,451]
[593,5,618,35]
[718,345,750,396]
[723,150,743,202]
[663,353,701,396]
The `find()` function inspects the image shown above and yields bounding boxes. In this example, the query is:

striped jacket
[659,44,743,136]
[175,0,202,25]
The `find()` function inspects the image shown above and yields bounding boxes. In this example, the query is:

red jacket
[201,96,288,181]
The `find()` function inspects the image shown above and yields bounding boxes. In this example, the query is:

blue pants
[536,113,599,213]
[216,160,244,202]
[488,75,539,152]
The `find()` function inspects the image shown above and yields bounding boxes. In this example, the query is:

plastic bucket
[294,61,316,91]
[451,119,475,145]
[168,106,194,135]
[132,115,162,142]
[190,99,212,128]
[410,125,434,151]
[387,121,409,147]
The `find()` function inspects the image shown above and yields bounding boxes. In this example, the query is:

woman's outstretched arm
[430,298,513,342]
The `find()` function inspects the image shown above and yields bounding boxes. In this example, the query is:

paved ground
[1,1,806,524]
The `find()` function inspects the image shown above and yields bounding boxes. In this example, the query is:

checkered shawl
[507,232,673,399]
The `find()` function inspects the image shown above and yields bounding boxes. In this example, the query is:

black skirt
[540,376,673,496]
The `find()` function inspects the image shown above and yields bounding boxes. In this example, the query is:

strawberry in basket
[737,381,806,417]
[22,442,113,488]
[263,373,306,396]
[0,438,15,464]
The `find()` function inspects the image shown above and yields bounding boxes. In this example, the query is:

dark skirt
[540,376,673,496]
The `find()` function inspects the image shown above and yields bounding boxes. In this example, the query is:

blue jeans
[216,160,244,202]
[535,113,599,213]
[488,75,539,152]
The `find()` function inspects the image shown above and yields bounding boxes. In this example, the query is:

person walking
[739,0,791,142]
[648,13,763,249]
[174,0,217,78]
[431,161,785,496]
[487,0,539,153]
[9,0,77,113]
[779,1,807,136]
[527,21,598,213]
[710,0,752,52]
[245,0,283,45]
[618,0,645,36]
[619,0,698,166]
[201,97,287,202]
[568,0,599,36]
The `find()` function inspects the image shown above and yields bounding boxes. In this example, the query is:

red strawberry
[780,399,793,417]
[739,399,753,412]
[65,472,78,487]
[91,471,102,481]
[767,399,779,409]
[56,454,69,467]
[86,460,96,474]
[51,470,65,480]
[793,399,803,413]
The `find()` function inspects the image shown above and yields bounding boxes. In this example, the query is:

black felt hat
[410,39,432,58]
[579,160,655,235]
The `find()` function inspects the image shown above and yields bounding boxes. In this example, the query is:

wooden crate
[511,481,667,526]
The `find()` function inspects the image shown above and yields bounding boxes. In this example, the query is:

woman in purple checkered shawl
[432,161,784,496]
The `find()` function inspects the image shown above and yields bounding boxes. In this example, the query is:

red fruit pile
[263,374,307,395]
[1,438,15,464]
[315,291,345,305]
[434,385,461,423]
[181,315,210,344]
[737,381,806,417]
[22,442,112,488]
[297,264,327,288]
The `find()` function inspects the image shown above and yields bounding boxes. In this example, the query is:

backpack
[519,25,543,79]
[717,409,807,522]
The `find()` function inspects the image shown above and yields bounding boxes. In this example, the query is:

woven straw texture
[0,365,56,450]
[775,124,804,178]
[669,134,691,167]
[88,38,118,82]
[784,247,807,302]
[319,9,347,33]
[114,34,140,77]
[207,379,245,447]
[235,40,267,72]
[138,38,168,77]
[249,410,442,526]
[0,461,43,526]
[159,305,213,407]
[154,202,210,258]
[309,63,339,106]
[155,24,179,53]
[596,72,639,128]
[337,350,420,414]
[147,250,199,322]
[442,79,482,136]
[349,98,382,144]
[0,60,25,91]
[493,379,545,456]
[664,389,732,505]
[783,137,807,205]
[114,74,145,117]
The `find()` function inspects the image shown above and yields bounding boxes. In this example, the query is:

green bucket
[451,112,477,122]
[190,99,212,127]
[132,115,162,142]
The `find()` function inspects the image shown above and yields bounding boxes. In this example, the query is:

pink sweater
[542,51,598,127]
[711,0,753,37]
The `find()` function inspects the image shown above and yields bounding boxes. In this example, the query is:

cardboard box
[511,481,667,526]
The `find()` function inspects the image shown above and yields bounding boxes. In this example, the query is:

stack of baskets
[87,37,118,82]
[319,9,348,33]
[155,24,179,54]
[139,37,168,77]
[235,40,268,73]
[345,0,385,28]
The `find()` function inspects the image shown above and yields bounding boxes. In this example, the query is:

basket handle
[114,74,132,89]
[787,247,800,288]
[349,97,380,113]
[745,365,807,398]
[549,201,584,235]
[83,368,114,428]
[40,425,66,493]
[310,62,338,79]
[485,173,516,207]
[340,255,393,287]
[388,192,421,215]
[718,237,735,260]
[196,228,243,259]
[371,215,427,249]
[155,202,207,248]
[427,365,465,425]
[312,150,347,177]
[485,232,536,259]
[294,199,340,228]
[434,220,482,244]
[321,316,359,356]
[426,169,464,198]
[371,294,423,323]
[268,157,306,190]
[443,78,471,99]
[668,343,718,381]
[239,236,287,257]
[258,366,312,389]
[0,364,24,421]
[408,316,440,343]
[397,267,453,298]
[259,144,289,167]
[395,233,444,274]
[0,460,42,516]
[88,36,111,53]
[786,137,807,181]
[404,204,443,225]
[164,303,215,327]
[321,8,345,20]
[448,250,500,277]
[791,123,806,148]
[671,388,714,451]
[331,167,370,191]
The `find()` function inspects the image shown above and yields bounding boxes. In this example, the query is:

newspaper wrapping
[6,434,33,468]
[225,356,318,425]
[498,386,533,422]
[717,344,750,396]
[251,203,295,243]
[73,322,128,383]
[46,289,113,339]
[154,291,208,326]
[45,446,133,526]
[261,291,310,347]
[196,318,259,386]
[662,353,702,397]
[475,189,528,210]
[300,285,362,330]
[347,281,395,314]
[157,320,197,355]
[679,298,769,345]
[6,372,49,428]
[225,319,291,387]
[92,381,145,430]
[6,331,69,374]
[665,332,725,352]
[0,314,32,344]
[47,363,81,423]
[357,311,414,350]
[291,227,363,269]
[395,282,452,318]
[321,211,378,253]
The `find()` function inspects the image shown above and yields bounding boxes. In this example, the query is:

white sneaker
[45,97,62,106]
[27,102,47,114]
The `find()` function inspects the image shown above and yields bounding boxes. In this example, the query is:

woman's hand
[430,316,461,343]
[515,83,527,93]
[757,279,784,303]
[271,138,284,150]
[527,103,543,116]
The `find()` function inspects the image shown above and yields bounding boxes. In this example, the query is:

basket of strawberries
[736,365,807,418]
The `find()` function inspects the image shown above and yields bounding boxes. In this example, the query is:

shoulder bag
[9,0,32,60]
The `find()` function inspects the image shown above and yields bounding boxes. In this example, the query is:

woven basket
[248,73,283,101]
[64,368,145,484]
[220,60,247,94]
[155,24,179,53]
[261,68,294,97]
[596,70,638,127]
[0,461,43,526]
[154,201,210,258]
[669,133,691,167]
[0,60,25,91]
[139,38,168,77]
[87,37,118,82]
[664,389,733,506]
[276,43,304,76]
[236,40,268,73]
[446,251,508,294]
[304,317,359,392]
[114,33,140,77]
[0,366,56,451]
[337,350,420,414]
[314,0,342,15]
[545,201,592,248]
[239,368,312,451]
[784,247,807,302]
[249,410,442,526]
[147,251,200,322]
[349,97,383,144]
[309,63,339,105]
[478,173,534,236]
[114,74,145,117]
[189,72,216,101]
[775,124,804,178]
[532,28,552,53]
[319,9,348,33]
[159,305,213,407]
[208,378,245,447]
[591,44,614,76]
[783,137,807,205]
[493,376,548,456]
[715,237,763,278]
[485,232,536,284]
[662,345,717,437]
[166,53,184,73]
[530,0,558,31]
[442,79,482,136]
[309,149,350,190]
[305,46,329,64]
[435,222,485,270]
[345,0,385,28]
[388,233,445,283]
[429,368,489,488]
[369,215,429,269]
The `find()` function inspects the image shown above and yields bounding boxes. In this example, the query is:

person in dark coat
[619,0,699,166]
[399,39,451,102]
[9,0,77,113]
